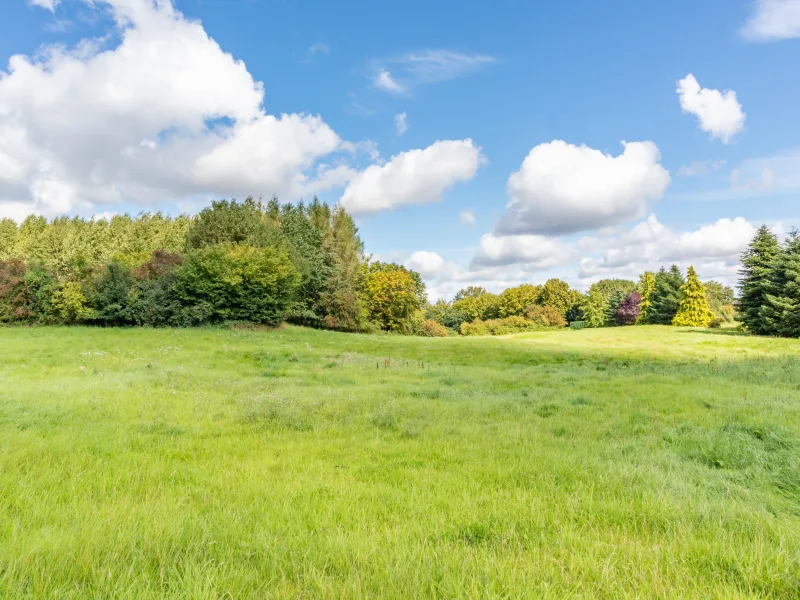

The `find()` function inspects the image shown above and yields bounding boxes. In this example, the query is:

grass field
[1,325,800,599]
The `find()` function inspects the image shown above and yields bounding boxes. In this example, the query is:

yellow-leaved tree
[672,266,714,327]
[363,262,425,331]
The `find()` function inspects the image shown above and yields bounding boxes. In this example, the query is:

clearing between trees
[1,325,799,599]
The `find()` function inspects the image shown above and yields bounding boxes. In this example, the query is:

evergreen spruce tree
[760,230,800,337]
[604,290,626,326]
[637,271,656,324]
[739,225,780,335]
[672,266,713,327]
[648,265,684,324]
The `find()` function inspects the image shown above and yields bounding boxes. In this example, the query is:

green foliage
[425,300,470,330]
[173,245,299,325]
[704,280,735,315]
[452,290,500,322]
[498,284,542,317]
[0,199,372,331]
[363,262,425,331]
[570,320,587,330]
[90,262,135,325]
[126,252,187,327]
[604,290,627,327]
[673,266,714,327]
[648,265,685,325]
[523,304,567,328]
[583,288,609,328]
[460,315,542,336]
[759,231,800,337]
[185,197,280,250]
[51,281,92,324]
[538,279,572,318]
[637,272,656,323]
[739,225,781,335]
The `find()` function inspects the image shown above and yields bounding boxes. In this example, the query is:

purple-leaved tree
[616,292,642,325]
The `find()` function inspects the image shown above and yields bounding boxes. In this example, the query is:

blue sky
[1,0,799,297]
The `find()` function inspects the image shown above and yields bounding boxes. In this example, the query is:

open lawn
[1,325,800,598]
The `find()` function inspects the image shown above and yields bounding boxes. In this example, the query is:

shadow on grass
[679,329,750,337]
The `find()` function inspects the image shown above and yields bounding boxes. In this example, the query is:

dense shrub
[172,245,299,325]
[709,317,722,328]
[419,319,448,337]
[570,320,587,330]
[90,262,135,325]
[425,300,470,330]
[523,304,566,328]
[461,316,541,336]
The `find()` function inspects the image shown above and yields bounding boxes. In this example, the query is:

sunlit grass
[1,325,799,598]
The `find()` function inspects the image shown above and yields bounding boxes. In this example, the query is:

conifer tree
[648,265,684,324]
[672,266,713,327]
[637,271,655,323]
[739,225,780,335]
[760,230,800,337]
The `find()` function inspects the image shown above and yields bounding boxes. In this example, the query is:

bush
[570,320,587,330]
[523,304,567,328]
[172,245,299,325]
[51,282,92,323]
[709,317,723,328]
[461,316,541,336]
[419,319,448,337]
[89,262,135,325]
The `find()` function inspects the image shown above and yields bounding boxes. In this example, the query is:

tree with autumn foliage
[363,262,426,331]
[672,266,713,327]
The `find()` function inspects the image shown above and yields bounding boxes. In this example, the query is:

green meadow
[1,325,799,599]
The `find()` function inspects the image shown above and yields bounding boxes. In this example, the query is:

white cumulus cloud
[677,74,746,143]
[741,0,800,41]
[405,251,445,276]
[578,215,757,283]
[0,0,359,219]
[472,233,571,268]
[339,139,484,215]
[494,140,670,236]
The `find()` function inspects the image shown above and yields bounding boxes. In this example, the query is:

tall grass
[1,325,799,598]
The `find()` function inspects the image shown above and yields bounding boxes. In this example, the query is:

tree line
[3,198,781,337]
[424,264,731,336]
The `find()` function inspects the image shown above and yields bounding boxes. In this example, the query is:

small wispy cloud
[374,69,406,94]
[459,209,476,225]
[308,42,330,55]
[395,112,408,135]
[677,160,726,177]
[371,49,495,95]
[29,0,60,10]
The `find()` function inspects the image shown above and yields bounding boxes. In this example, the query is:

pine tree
[672,266,713,327]
[604,290,626,326]
[648,265,684,324]
[739,225,780,335]
[760,231,800,337]
[637,271,655,323]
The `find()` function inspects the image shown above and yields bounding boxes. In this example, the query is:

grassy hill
[1,325,799,598]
